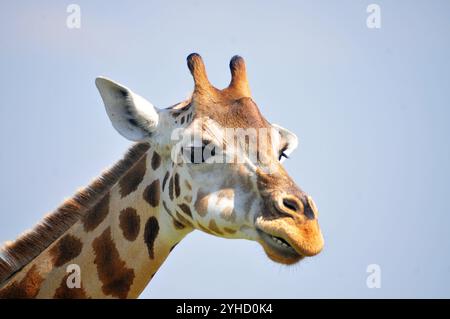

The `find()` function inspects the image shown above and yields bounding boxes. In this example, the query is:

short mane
[0,142,150,285]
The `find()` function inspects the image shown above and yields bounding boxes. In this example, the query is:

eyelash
[183,145,287,162]
[185,145,216,164]
[279,148,289,161]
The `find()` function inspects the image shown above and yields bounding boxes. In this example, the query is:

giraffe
[0,54,324,298]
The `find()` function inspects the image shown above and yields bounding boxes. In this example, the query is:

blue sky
[0,1,449,298]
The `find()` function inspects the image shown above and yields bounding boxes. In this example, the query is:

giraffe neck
[0,146,193,298]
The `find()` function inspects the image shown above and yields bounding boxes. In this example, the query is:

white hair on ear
[96,77,159,141]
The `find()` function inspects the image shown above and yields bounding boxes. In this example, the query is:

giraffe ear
[95,77,159,141]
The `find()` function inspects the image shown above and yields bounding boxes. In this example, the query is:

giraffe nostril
[278,196,316,220]
[302,200,316,220]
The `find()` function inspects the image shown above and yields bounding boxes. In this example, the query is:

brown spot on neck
[151,152,161,170]
[119,155,147,198]
[82,193,110,232]
[119,208,141,241]
[92,227,135,299]
[174,173,181,198]
[194,190,209,217]
[172,219,185,230]
[49,234,83,267]
[162,171,170,191]
[143,217,159,259]
[143,180,160,207]
[168,175,174,201]
[53,274,89,299]
[176,212,194,228]
[0,265,43,298]
[178,203,192,218]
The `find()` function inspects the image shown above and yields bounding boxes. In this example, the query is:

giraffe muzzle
[254,195,324,264]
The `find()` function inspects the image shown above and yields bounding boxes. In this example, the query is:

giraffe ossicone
[0,54,324,298]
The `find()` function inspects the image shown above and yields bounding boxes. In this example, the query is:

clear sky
[0,1,449,298]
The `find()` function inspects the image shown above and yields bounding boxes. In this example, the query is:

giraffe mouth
[256,228,303,264]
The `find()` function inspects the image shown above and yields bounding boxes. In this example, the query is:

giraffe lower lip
[256,229,302,259]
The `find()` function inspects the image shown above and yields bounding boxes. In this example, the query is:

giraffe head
[96,54,323,265]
